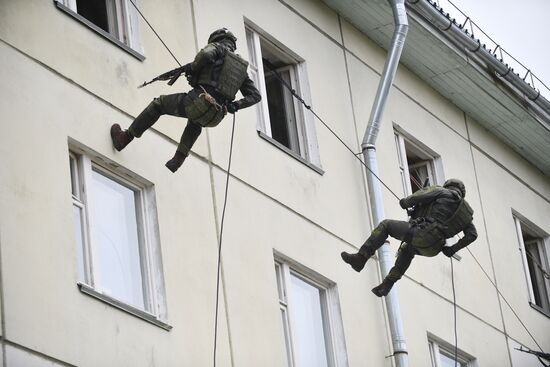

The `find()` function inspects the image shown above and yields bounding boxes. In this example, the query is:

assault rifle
[138,63,192,89]
[516,346,550,367]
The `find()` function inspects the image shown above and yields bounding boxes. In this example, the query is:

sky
[441,0,550,93]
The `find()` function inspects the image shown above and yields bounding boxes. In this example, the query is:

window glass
[289,274,329,367]
[73,204,85,281]
[76,0,112,33]
[90,168,145,309]
[429,339,472,367]
[440,352,465,367]
[265,68,299,151]
[515,216,550,313]
[69,150,166,320]
[524,238,550,310]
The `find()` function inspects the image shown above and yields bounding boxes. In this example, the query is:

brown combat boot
[371,278,395,297]
[165,150,188,173]
[110,124,134,151]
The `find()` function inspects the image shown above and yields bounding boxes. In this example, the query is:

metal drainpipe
[361,0,409,366]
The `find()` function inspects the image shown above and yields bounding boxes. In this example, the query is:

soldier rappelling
[341,178,478,297]
[110,28,261,172]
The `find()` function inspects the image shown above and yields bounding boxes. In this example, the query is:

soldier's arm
[400,186,444,209]
[450,222,478,254]
[190,44,220,72]
[233,76,261,110]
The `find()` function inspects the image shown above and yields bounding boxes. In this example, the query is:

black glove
[226,102,239,114]
[442,246,456,257]
[399,198,408,209]
[181,63,193,75]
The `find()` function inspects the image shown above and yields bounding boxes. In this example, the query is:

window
[55,0,142,54]
[514,215,550,314]
[429,338,475,367]
[394,130,440,195]
[274,260,347,367]
[69,148,168,328]
[246,26,320,166]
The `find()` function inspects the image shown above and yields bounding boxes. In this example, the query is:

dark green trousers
[128,92,202,155]
[360,219,416,282]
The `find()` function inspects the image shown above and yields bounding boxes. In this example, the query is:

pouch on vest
[440,199,474,237]
[411,221,445,257]
[185,96,226,127]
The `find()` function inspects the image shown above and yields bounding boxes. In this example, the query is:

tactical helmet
[444,178,466,198]
[208,28,237,46]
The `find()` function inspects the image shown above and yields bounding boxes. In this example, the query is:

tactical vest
[439,199,474,237]
[409,194,473,257]
[196,49,249,101]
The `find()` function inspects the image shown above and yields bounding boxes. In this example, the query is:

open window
[55,0,143,56]
[246,25,320,168]
[513,214,550,315]
[69,147,169,329]
[394,130,440,195]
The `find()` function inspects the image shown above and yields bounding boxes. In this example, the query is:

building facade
[0,0,549,366]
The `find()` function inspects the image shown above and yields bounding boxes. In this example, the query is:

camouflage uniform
[111,29,261,172]
[342,180,478,297]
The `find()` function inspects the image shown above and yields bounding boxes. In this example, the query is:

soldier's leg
[111,94,187,151]
[372,243,416,297]
[165,121,202,172]
[341,219,410,272]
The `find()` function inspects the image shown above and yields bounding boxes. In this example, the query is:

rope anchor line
[266,52,545,356]
[126,1,544,362]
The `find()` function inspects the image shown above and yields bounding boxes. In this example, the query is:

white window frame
[69,147,169,329]
[394,130,441,196]
[58,0,142,52]
[428,337,476,367]
[513,214,550,314]
[274,258,348,367]
[245,24,320,166]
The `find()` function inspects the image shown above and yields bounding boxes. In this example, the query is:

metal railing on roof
[429,0,550,99]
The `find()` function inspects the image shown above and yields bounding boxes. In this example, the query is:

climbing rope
[128,0,182,66]
[466,247,543,351]
[450,257,458,367]
[213,114,237,367]
[117,3,543,362]
[122,3,233,364]
[267,58,546,358]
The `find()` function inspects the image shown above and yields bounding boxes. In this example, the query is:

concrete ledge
[77,282,172,331]
[257,130,324,175]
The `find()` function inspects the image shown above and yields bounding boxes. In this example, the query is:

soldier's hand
[226,102,239,114]
[399,198,408,209]
[182,63,193,74]
[441,246,456,257]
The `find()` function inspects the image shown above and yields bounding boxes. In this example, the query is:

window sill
[529,302,550,319]
[77,282,172,331]
[54,0,145,62]
[257,131,324,175]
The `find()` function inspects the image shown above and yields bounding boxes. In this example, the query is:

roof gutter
[361,0,409,366]
[406,0,550,117]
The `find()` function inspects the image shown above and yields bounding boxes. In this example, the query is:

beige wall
[0,0,548,366]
